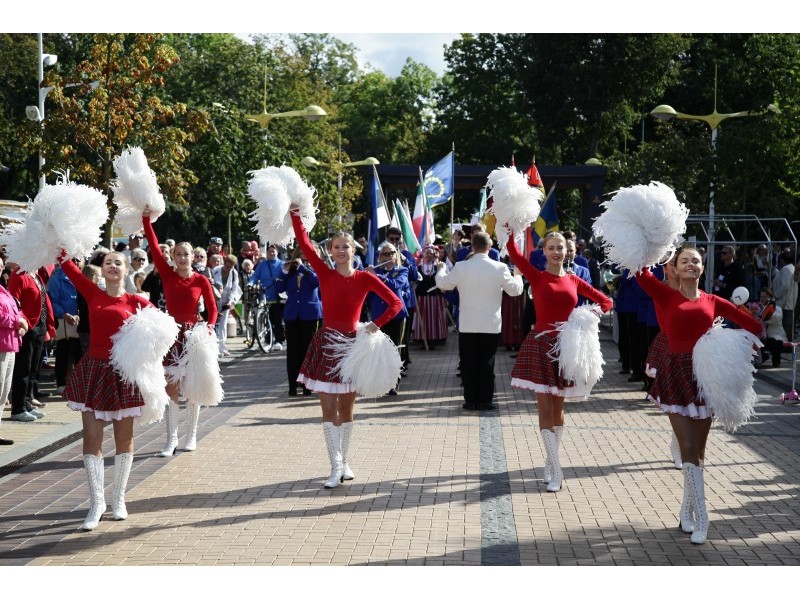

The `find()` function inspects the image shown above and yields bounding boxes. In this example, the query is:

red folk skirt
[64,355,144,421]
[645,330,668,378]
[501,292,526,348]
[646,350,710,419]
[413,295,449,342]
[297,327,356,393]
[510,330,586,398]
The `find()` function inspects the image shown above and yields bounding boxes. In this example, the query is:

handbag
[55,318,79,341]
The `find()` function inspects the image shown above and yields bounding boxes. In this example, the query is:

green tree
[31,33,210,232]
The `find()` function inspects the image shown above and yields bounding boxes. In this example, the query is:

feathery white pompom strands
[486,166,543,255]
[109,306,180,425]
[592,181,689,274]
[693,320,762,432]
[0,172,108,273]
[165,324,224,407]
[547,305,605,395]
[110,147,166,236]
[247,165,317,246]
[326,324,403,397]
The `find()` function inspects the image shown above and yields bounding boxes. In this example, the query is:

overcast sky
[331,34,459,78]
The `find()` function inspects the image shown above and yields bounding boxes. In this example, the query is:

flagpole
[450,143,455,236]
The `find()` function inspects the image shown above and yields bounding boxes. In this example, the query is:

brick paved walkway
[1,329,799,566]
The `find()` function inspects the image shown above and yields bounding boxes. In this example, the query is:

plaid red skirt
[647,350,710,419]
[501,292,526,348]
[413,295,448,342]
[510,330,585,398]
[64,354,145,419]
[298,327,356,393]
[164,322,194,367]
[645,331,669,378]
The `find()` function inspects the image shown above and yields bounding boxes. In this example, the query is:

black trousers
[54,337,83,387]
[459,332,500,409]
[400,315,413,365]
[11,324,46,414]
[285,319,320,392]
[268,302,286,343]
[616,311,635,371]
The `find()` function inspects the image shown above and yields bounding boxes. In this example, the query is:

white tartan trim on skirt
[296,374,355,394]
[510,377,587,399]
[67,401,142,422]
[646,393,711,419]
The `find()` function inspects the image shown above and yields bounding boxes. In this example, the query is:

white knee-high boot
[159,402,179,457]
[111,452,134,520]
[81,454,106,530]
[670,432,683,470]
[183,404,201,451]
[340,421,355,481]
[541,429,563,492]
[686,463,709,544]
[322,422,343,489]
[679,467,695,533]
[543,425,563,483]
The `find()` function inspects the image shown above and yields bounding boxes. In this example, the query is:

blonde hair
[377,241,401,266]
[328,231,356,249]
[544,231,567,245]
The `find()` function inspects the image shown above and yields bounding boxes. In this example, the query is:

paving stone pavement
[1,328,800,567]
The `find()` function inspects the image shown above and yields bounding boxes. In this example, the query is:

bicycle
[240,282,275,354]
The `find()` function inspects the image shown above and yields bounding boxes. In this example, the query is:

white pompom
[693,320,762,432]
[547,304,605,395]
[326,324,403,397]
[486,166,542,255]
[247,165,317,247]
[0,174,108,273]
[165,323,224,407]
[109,306,180,425]
[110,147,166,235]
[592,181,688,273]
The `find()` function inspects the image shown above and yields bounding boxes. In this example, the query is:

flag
[532,184,558,246]
[395,199,421,255]
[481,193,496,236]
[413,177,435,247]
[422,152,454,207]
[477,187,488,218]
[526,159,545,193]
[367,166,391,266]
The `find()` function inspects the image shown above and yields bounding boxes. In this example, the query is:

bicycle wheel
[256,305,274,353]
[243,305,256,349]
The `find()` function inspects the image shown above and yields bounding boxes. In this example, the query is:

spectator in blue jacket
[250,243,286,350]
[384,227,419,368]
[367,242,410,395]
[565,239,593,306]
[615,268,639,379]
[276,244,322,396]
[633,264,663,389]
[47,260,84,394]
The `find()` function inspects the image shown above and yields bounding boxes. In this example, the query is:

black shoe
[288,387,298,396]
[618,369,630,375]
[462,403,479,411]
[303,387,312,396]
[628,374,643,382]
[478,404,497,411]
[387,388,398,396]
[0,438,13,445]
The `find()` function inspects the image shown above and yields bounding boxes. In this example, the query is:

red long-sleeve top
[506,238,613,332]
[143,216,218,325]
[8,269,56,339]
[60,258,152,359]
[291,213,403,333]
[635,269,761,354]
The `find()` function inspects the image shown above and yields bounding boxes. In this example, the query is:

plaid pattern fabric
[645,330,669,378]
[511,330,576,392]
[163,322,194,367]
[64,354,144,412]
[299,327,356,384]
[647,350,710,419]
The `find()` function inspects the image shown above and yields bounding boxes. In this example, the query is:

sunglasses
[387,238,400,243]
[132,257,145,261]
[380,251,396,256]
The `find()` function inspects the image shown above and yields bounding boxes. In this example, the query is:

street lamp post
[244,67,327,129]
[26,33,100,191]
[650,65,779,292]
[301,153,380,233]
